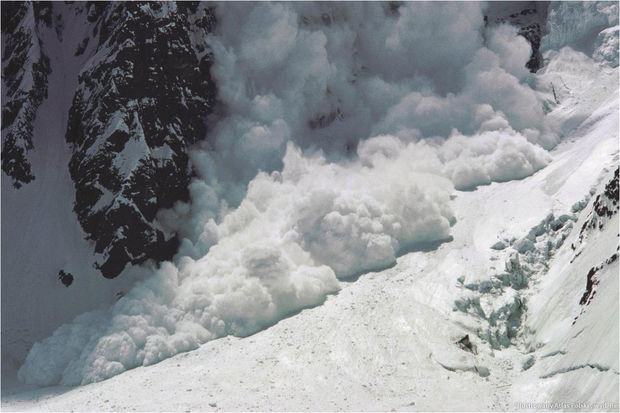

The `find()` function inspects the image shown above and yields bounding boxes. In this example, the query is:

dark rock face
[519,20,545,72]
[2,2,217,279]
[595,167,619,218]
[579,265,601,306]
[1,2,52,188]
[65,2,216,278]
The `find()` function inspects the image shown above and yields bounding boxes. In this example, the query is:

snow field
[7,2,619,403]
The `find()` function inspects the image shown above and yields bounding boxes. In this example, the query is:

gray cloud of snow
[19,2,563,386]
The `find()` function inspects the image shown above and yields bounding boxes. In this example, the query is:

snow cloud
[19,2,559,386]
[19,141,456,385]
[187,2,552,210]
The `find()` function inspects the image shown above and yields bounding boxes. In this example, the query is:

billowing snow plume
[20,2,561,386]
[19,139,459,385]
[165,2,554,248]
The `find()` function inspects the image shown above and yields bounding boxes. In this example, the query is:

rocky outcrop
[571,168,619,322]
[65,2,217,277]
[2,2,217,279]
[1,2,51,188]
[573,167,619,251]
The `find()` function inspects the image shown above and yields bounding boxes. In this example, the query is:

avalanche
[2,1,619,411]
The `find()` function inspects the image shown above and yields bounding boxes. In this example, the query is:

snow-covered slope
[2,2,217,379]
[2,108,617,412]
[3,31,618,410]
[512,168,619,407]
[1,3,149,380]
[2,1,619,410]
[3,1,551,385]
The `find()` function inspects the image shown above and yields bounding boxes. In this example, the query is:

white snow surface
[3,17,620,409]
[2,1,619,409]
[3,89,618,410]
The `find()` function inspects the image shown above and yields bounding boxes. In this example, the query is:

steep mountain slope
[2,1,217,281]
[512,167,618,407]
[1,1,216,380]
[66,2,216,278]
[3,6,619,408]
[1,2,145,379]
[1,2,51,187]
[2,1,618,409]
[1,1,556,379]
[2,50,617,408]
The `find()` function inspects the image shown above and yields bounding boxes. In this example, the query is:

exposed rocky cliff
[2,2,216,278]
[65,2,216,277]
[1,2,51,187]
